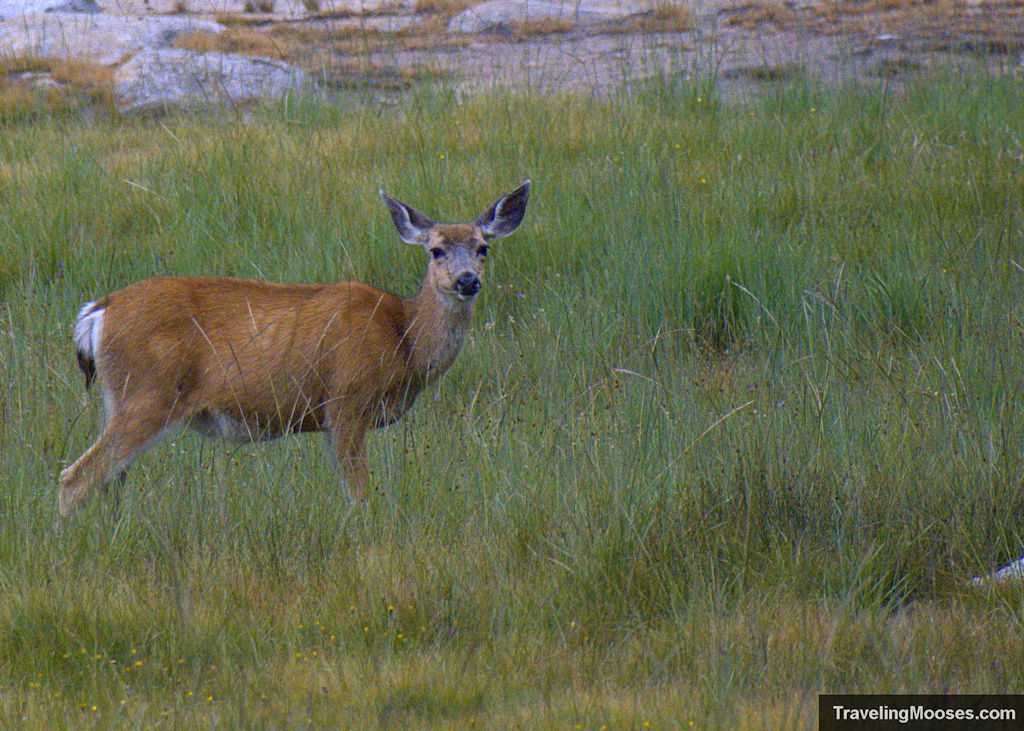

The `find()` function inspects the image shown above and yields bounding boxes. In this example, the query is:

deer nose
[454,272,480,298]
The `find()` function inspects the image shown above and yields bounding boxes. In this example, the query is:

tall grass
[2,67,1024,727]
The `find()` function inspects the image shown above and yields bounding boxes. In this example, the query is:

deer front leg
[327,418,370,502]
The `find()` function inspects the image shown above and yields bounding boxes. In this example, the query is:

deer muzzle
[453,271,481,299]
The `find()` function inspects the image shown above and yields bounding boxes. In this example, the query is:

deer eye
[429,247,446,260]
[477,245,489,258]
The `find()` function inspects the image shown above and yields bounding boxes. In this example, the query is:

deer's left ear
[381,191,436,247]
[475,180,530,241]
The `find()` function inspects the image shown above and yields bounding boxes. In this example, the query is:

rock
[301,13,417,33]
[12,70,65,91]
[114,49,315,114]
[0,12,312,113]
[97,0,414,21]
[45,0,101,12]
[0,0,62,18]
[447,0,651,34]
[0,13,224,66]
[0,0,108,18]
[970,555,1024,586]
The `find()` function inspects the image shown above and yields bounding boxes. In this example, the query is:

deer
[58,181,530,518]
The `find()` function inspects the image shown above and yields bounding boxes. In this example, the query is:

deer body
[59,182,530,517]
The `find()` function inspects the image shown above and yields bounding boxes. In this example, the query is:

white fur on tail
[73,301,104,362]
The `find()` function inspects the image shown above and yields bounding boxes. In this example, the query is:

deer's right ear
[381,191,435,247]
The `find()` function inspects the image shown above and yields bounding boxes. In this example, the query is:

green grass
[2,67,1024,727]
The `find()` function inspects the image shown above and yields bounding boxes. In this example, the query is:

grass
[1,65,1024,727]
[0,56,115,123]
[172,23,464,88]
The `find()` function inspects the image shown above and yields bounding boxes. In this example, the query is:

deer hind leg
[58,409,180,518]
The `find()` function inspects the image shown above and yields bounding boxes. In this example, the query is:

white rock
[447,0,651,34]
[970,555,1024,586]
[0,13,224,66]
[44,0,101,12]
[114,49,314,114]
[0,0,91,18]
[104,0,414,20]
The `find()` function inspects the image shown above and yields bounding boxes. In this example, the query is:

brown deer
[58,182,530,517]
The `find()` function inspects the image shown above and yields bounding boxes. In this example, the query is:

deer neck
[402,285,474,383]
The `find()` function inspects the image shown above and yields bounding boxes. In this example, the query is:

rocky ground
[0,0,1023,114]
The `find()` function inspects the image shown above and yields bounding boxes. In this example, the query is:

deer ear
[475,180,530,241]
[381,191,435,246]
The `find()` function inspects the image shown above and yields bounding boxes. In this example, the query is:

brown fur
[58,183,529,517]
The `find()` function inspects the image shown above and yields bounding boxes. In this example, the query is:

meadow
[1,64,1024,727]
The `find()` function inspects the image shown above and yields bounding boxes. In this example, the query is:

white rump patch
[73,301,104,359]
